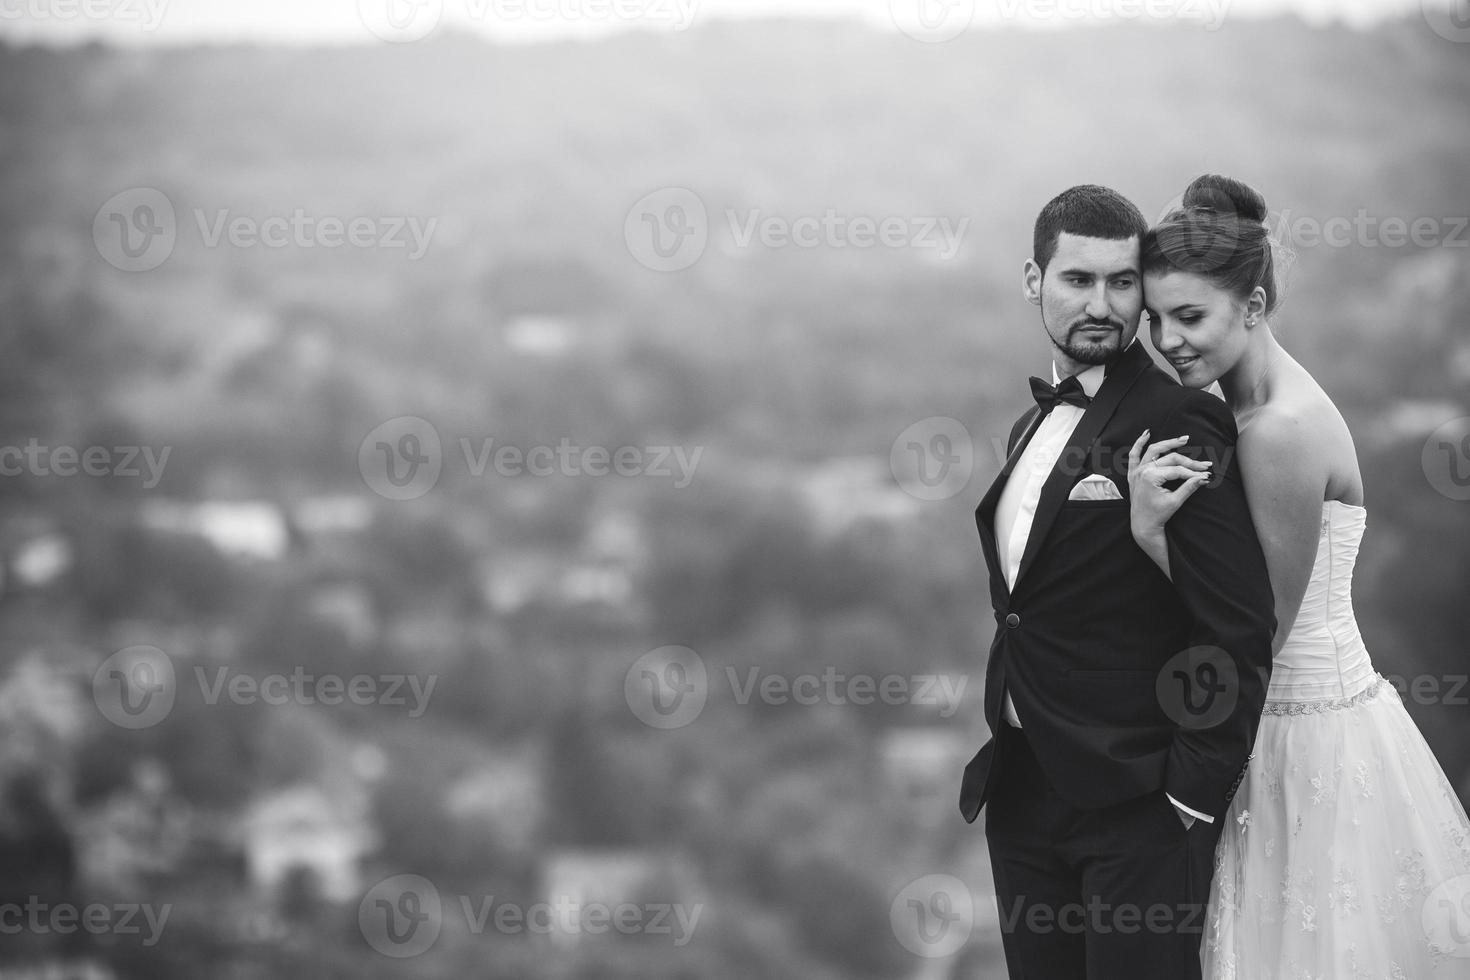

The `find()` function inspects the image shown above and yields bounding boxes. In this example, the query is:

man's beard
[1056,320,1125,365]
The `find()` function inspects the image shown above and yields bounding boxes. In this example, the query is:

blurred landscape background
[1,5,1468,978]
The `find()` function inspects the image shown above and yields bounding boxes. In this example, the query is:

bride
[1126,174,1470,978]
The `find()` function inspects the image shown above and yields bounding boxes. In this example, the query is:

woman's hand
[1126,430,1213,576]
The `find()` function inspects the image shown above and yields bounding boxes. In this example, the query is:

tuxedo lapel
[1010,341,1152,597]
[974,405,1044,587]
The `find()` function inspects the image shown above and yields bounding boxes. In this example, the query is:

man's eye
[1180,315,1201,325]
[1112,279,1134,289]
[1068,277,1089,286]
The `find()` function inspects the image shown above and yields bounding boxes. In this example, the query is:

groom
[958,185,1276,979]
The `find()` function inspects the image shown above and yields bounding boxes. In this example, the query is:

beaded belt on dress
[1260,674,1390,715]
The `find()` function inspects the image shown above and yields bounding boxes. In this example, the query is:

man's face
[1023,232,1143,373]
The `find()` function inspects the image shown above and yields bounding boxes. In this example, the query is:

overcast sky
[0,0,1427,45]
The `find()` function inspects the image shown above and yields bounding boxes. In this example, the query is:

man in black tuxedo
[957,185,1276,979]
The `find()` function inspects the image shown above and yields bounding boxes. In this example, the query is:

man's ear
[1022,259,1043,306]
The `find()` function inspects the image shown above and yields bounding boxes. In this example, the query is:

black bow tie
[1029,374,1093,414]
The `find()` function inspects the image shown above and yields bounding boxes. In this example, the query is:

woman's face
[1143,270,1249,388]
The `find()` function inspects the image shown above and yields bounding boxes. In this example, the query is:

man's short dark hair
[1033,185,1148,274]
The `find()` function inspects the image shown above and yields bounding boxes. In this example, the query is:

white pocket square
[1068,474,1124,501]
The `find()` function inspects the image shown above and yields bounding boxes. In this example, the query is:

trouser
[983,724,1222,980]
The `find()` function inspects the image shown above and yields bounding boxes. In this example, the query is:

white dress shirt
[992,345,1211,828]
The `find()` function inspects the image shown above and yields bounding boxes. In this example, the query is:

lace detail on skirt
[1262,675,1389,715]
[1203,668,1470,979]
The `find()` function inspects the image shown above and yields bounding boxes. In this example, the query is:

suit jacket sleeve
[1156,392,1277,820]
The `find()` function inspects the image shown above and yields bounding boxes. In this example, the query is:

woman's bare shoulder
[1238,371,1361,502]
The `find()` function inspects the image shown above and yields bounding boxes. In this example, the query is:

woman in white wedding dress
[1127,174,1470,979]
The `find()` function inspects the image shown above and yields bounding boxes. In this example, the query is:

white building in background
[140,499,291,561]
[478,508,647,620]
[240,784,377,905]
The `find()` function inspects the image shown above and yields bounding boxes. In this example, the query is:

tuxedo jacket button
[1005,613,1020,628]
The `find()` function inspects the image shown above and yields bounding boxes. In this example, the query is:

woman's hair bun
[1181,173,1268,224]
[1143,173,1285,316]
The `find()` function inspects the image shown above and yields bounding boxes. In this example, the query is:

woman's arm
[1235,411,1326,656]
[1128,412,1326,654]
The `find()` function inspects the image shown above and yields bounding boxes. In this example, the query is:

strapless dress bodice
[1265,499,1379,706]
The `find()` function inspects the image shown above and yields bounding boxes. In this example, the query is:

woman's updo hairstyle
[1142,174,1281,316]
